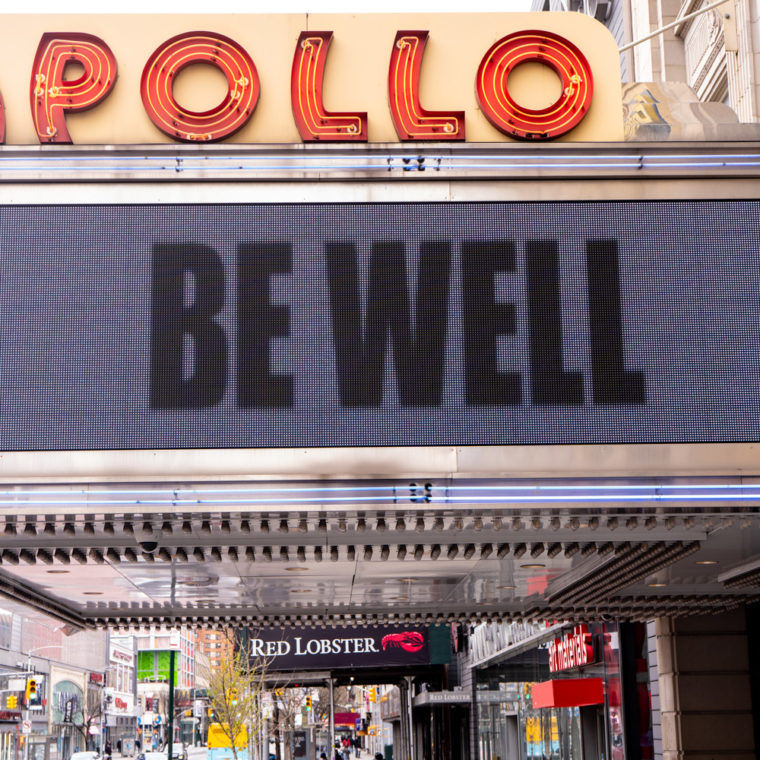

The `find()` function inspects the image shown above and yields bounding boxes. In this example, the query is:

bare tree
[270,688,308,760]
[312,687,333,728]
[206,647,270,760]
[72,689,104,750]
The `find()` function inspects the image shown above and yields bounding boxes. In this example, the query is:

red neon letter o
[141,31,259,143]
[476,29,593,141]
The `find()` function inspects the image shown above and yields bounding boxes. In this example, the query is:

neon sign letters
[31,32,117,143]
[476,30,593,140]
[140,31,260,143]
[12,27,593,144]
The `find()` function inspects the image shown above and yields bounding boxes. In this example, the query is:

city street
[112,745,374,760]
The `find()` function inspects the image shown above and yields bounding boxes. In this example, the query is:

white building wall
[631,0,655,79]
[626,0,758,121]
[557,0,759,123]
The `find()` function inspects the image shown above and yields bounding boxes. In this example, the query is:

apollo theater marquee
[0,12,755,635]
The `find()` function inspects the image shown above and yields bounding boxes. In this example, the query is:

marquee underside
[0,475,756,630]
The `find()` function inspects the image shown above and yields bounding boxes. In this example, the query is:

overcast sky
[0,0,533,12]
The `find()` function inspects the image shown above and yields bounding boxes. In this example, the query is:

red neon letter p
[30,33,117,144]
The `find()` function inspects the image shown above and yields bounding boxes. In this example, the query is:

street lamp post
[23,646,63,760]
[103,687,113,758]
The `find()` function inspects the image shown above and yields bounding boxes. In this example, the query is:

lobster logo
[381,632,425,653]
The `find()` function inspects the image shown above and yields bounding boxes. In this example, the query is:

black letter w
[326,242,450,406]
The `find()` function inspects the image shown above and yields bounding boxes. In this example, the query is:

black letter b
[150,244,227,408]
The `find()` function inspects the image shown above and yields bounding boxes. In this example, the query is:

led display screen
[0,201,756,450]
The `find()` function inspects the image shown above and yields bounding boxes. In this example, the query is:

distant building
[0,609,109,760]
[193,629,234,673]
[106,637,139,756]
[134,629,195,748]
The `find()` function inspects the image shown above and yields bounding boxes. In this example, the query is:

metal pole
[166,650,176,760]
[619,0,732,51]
[405,678,414,760]
[328,679,335,758]
[23,656,30,760]
[257,693,264,760]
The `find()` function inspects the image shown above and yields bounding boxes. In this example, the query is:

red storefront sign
[333,712,360,726]
[548,624,594,673]
[532,678,604,708]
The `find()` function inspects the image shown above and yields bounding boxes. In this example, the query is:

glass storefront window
[475,622,652,760]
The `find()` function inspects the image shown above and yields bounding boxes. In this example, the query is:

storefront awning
[532,678,604,709]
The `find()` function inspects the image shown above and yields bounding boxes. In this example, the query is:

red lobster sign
[382,631,425,653]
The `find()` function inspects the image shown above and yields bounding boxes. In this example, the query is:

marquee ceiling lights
[0,516,725,552]
[2,144,760,181]
[0,479,758,510]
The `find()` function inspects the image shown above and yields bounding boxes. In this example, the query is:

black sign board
[249,626,430,671]
[292,730,308,760]
[0,200,758,450]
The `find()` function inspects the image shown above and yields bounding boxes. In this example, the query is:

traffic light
[368,688,377,703]
[25,679,38,701]
[305,696,312,709]
[7,695,17,709]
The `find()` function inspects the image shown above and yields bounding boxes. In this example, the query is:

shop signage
[333,712,360,726]
[0,14,623,145]
[470,621,551,664]
[379,687,402,720]
[548,625,594,673]
[89,672,104,683]
[292,730,308,760]
[532,677,603,708]
[248,626,429,671]
[413,690,471,706]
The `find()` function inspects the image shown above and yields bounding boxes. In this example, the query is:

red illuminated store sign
[14,26,593,145]
[548,625,594,673]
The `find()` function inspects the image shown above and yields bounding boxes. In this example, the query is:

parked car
[68,752,99,760]
[139,752,168,760]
